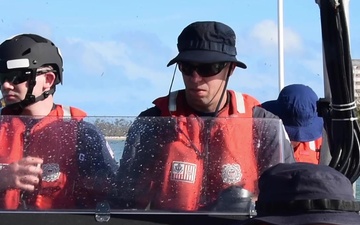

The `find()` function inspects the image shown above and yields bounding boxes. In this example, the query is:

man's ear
[227,62,236,77]
[44,72,56,89]
[230,63,236,72]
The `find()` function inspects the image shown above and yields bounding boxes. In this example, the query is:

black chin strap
[6,89,55,115]
[213,65,231,117]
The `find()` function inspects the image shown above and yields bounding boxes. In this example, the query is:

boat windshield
[0,115,286,215]
[0,0,359,224]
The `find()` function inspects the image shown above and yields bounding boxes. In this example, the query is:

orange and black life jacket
[139,90,261,211]
[293,137,322,164]
[0,105,86,209]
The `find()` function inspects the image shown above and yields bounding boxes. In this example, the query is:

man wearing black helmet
[116,21,295,211]
[0,34,118,210]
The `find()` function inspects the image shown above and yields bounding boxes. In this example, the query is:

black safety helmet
[0,34,63,85]
[0,34,63,114]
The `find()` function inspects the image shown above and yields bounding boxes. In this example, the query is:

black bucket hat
[167,21,247,69]
[238,163,360,225]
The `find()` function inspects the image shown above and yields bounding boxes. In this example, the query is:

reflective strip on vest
[62,105,72,121]
[168,91,178,112]
[309,140,316,151]
[168,91,246,114]
[234,92,245,113]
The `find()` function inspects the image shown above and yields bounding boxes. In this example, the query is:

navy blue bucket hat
[239,163,360,225]
[167,21,247,68]
[262,84,323,142]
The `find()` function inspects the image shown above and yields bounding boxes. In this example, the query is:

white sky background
[0,0,359,116]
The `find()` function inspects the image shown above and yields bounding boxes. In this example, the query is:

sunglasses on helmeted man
[178,62,228,77]
[0,69,56,85]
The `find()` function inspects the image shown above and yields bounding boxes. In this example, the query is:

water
[108,139,360,200]
[107,139,125,162]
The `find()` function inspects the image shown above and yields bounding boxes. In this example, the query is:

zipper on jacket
[199,118,214,208]
[19,124,36,210]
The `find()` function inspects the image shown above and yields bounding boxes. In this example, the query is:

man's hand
[0,156,43,191]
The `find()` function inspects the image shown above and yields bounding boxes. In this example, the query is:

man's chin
[4,100,20,105]
[187,90,208,98]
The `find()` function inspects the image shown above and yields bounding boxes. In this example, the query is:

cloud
[230,19,324,103]
[65,38,127,74]
[249,20,304,55]
[64,31,173,84]
[53,31,179,116]
[22,20,53,39]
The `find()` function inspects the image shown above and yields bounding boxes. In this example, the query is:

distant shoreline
[105,136,126,140]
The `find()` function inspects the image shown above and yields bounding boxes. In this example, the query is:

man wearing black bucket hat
[236,162,360,225]
[116,21,295,211]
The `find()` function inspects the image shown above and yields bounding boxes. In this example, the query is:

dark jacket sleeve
[75,120,119,208]
[115,106,162,209]
[252,106,295,174]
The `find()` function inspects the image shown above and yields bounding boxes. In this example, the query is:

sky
[0,0,359,116]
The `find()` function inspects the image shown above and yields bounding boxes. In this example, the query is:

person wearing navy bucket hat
[236,162,360,225]
[262,84,325,164]
[116,21,295,211]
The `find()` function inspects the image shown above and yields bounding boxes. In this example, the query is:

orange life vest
[144,90,261,211]
[0,105,86,209]
[293,137,322,164]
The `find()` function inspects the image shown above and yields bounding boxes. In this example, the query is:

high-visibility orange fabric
[0,105,86,209]
[293,137,322,164]
[139,90,261,211]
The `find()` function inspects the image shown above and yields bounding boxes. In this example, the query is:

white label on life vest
[222,163,242,184]
[42,163,61,182]
[170,161,197,183]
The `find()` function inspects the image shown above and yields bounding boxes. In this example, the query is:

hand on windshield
[0,156,43,192]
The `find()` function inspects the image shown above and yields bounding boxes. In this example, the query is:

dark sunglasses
[179,62,228,77]
[0,70,56,85]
